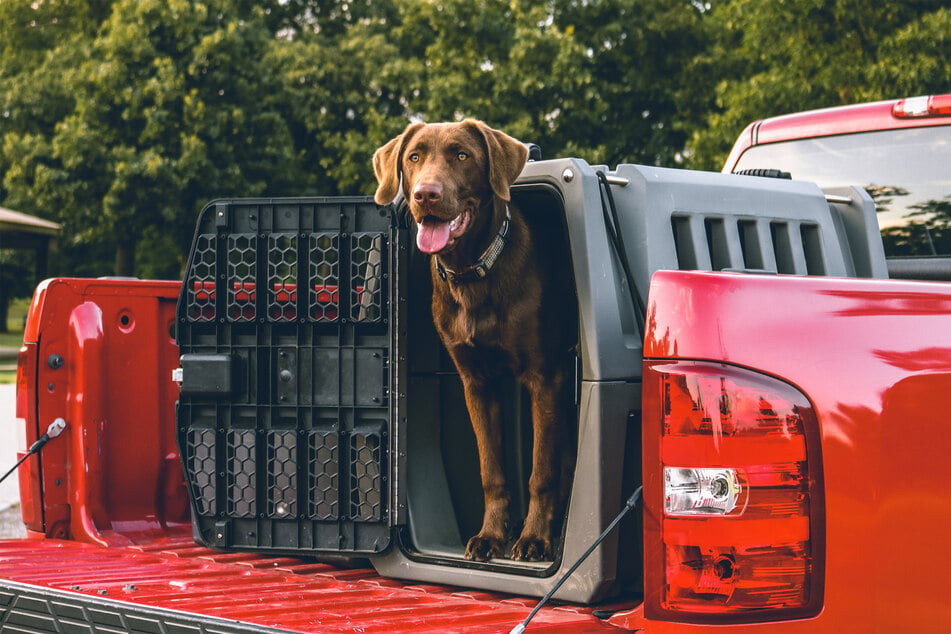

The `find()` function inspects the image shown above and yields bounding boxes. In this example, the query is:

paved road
[0,384,27,538]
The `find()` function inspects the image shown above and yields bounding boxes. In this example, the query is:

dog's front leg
[460,375,512,561]
[511,372,567,561]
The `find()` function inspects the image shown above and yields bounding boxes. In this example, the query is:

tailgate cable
[0,418,67,485]
[510,485,643,634]
[596,170,646,333]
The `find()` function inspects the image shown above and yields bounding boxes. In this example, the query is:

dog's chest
[435,290,504,349]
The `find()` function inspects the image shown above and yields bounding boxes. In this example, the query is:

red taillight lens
[893,94,951,118]
[644,362,824,624]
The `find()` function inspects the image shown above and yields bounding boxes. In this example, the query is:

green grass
[0,297,29,384]
[0,331,25,348]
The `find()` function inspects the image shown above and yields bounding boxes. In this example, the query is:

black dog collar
[435,205,511,285]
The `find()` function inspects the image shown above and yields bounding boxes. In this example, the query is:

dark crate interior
[401,185,579,566]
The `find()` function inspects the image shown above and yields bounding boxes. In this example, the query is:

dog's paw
[464,534,506,561]
[511,535,553,562]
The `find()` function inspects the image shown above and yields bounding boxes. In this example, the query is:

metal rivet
[562,168,575,182]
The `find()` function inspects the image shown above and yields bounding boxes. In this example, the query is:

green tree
[688,1,951,170]
[2,0,312,278]
[4,0,947,282]
[383,0,710,167]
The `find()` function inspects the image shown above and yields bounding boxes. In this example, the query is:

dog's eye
[408,152,420,163]
[457,151,469,161]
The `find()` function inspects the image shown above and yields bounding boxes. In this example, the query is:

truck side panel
[18,278,186,543]
[641,270,951,632]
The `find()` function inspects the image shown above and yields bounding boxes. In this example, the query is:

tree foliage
[688,0,951,169]
[0,0,948,278]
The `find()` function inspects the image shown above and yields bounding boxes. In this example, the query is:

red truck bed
[4,277,637,632]
[0,534,631,632]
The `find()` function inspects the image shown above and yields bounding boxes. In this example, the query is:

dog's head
[373,120,528,255]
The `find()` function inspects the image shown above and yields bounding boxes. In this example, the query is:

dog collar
[435,205,510,285]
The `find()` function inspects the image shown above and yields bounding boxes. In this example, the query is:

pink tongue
[417,217,451,254]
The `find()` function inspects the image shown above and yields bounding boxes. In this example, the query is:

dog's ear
[465,120,529,201]
[373,122,425,204]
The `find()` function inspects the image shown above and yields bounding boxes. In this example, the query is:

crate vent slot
[704,217,731,271]
[801,223,826,275]
[671,215,697,270]
[771,221,796,274]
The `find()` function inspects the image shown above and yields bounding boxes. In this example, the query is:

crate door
[175,197,403,556]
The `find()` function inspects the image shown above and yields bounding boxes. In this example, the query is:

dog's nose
[413,182,443,205]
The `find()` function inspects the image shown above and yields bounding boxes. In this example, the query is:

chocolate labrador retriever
[373,120,576,562]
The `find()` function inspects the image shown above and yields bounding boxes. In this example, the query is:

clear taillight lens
[664,467,744,516]
[644,362,825,624]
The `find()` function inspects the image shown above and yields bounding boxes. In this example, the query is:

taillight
[643,361,824,624]
[893,94,951,118]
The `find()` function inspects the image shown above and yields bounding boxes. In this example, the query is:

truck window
[732,126,951,258]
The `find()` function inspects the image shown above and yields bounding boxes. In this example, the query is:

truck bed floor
[0,536,631,633]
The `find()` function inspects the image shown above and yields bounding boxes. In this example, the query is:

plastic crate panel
[185,428,216,516]
[176,197,397,555]
[267,430,298,519]
[350,428,384,522]
[308,430,340,520]
[309,232,340,321]
[226,430,257,518]
[186,234,217,322]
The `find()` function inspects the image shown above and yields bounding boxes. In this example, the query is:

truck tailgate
[0,535,628,633]
[641,270,951,632]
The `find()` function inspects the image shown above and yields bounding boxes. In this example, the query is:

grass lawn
[0,297,30,384]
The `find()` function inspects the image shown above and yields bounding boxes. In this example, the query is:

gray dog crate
[175,160,884,603]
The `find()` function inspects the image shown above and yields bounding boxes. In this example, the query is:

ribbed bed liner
[0,536,630,633]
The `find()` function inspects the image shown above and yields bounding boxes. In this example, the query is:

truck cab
[723,93,951,280]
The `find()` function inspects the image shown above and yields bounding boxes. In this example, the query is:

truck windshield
[732,126,951,258]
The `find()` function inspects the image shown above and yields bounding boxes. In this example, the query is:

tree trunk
[0,297,8,333]
[114,238,136,277]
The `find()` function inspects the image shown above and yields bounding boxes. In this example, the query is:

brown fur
[374,120,575,562]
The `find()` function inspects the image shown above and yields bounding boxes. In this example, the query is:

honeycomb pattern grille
[185,429,216,516]
[268,234,298,321]
[267,431,298,518]
[351,233,384,323]
[227,430,257,518]
[182,429,386,524]
[184,229,386,324]
[309,431,340,520]
[309,233,340,322]
[186,235,216,322]
[350,431,383,521]
[227,234,257,322]
[177,199,395,555]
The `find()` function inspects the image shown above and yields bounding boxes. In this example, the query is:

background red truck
[3,93,951,633]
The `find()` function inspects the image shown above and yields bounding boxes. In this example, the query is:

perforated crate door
[175,198,402,556]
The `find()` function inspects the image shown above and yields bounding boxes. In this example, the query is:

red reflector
[932,94,951,115]
[893,94,951,118]
[643,362,825,624]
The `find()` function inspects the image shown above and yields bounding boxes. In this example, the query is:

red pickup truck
[4,94,951,633]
